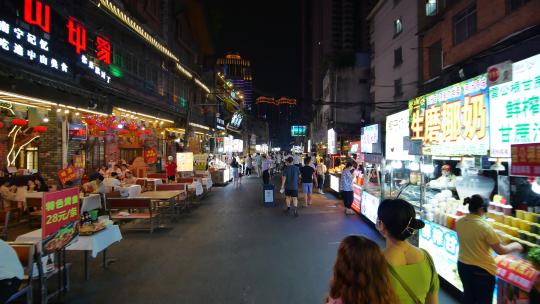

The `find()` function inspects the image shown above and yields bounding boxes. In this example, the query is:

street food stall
[328,154,346,193]
[358,124,383,224]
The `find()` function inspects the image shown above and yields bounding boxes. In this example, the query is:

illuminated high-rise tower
[216,53,253,110]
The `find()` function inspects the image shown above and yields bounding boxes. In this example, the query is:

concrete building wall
[369,0,420,123]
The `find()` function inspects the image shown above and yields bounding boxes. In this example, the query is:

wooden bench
[147,173,167,183]
[107,198,160,233]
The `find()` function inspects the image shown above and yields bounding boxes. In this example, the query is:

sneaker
[294,208,299,217]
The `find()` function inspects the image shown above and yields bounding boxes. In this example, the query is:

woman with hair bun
[456,194,523,304]
[326,235,399,304]
[377,199,439,304]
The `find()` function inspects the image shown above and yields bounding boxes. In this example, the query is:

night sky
[205,0,301,100]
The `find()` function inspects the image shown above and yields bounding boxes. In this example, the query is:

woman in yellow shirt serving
[456,194,523,304]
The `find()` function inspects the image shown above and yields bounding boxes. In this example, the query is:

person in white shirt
[0,239,24,303]
[293,153,301,167]
[316,161,328,194]
[103,172,121,190]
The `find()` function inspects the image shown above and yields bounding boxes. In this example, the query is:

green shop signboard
[489,54,540,158]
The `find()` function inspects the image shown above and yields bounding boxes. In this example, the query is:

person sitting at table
[0,239,24,303]
[120,164,130,176]
[27,179,37,192]
[98,165,108,177]
[108,164,123,179]
[0,180,17,210]
[104,172,121,190]
[122,171,137,185]
[82,174,105,194]
[32,174,49,192]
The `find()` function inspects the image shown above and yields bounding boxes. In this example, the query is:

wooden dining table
[132,190,185,221]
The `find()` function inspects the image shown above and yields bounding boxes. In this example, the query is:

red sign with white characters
[495,255,539,292]
[58,165,78,184]
[41,188,80,253]
[511,143,540,177]
[145,147,158,164]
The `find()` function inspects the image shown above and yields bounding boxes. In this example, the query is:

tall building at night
[216,53,253,110]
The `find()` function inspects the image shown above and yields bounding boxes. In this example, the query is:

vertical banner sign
[510,143,540,177]
[41,188,80,253]
[409,75,489,156]
[489,54,540,157]
[327,129,336,154]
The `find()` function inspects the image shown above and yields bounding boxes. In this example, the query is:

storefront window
[23,147,39,171]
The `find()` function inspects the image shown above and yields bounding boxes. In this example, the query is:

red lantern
[144,129,152,134]
[0,121,4,128]
[84,118,97,125]
[33,126,48,133]
[118,129,129,135]
[127,125,137,131]
[97,126,108,132]
[12,118,28,126]
[136,130,144,135]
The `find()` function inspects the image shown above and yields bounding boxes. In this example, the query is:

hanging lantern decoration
[144,129,152,134]
[84,118,97,125]
[0,121,4,128]
[127,124,137,131]
[136,130,144,136]
[33,126,48,133]
[97,126,108,132]
[118,129,129,135]
[12,118,28,126]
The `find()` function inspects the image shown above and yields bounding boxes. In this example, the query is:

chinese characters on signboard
[0,0,111,83]
[419,220,463,291]
[386,110,414,161]
[327,129,336,154]
[361,124,381,154]
[176,152,194,172]
[41,187,80,253]
[490,54,540,157]
[495,254,539,293]
[409,75,489,156]
[510,143,540,177]
[57,165,78,185]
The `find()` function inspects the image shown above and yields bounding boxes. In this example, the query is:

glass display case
[360,158,383,224]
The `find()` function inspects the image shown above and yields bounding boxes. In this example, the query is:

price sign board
[57,165,77,185]
[510,143,540,177]
[41,188,80,253]
[176,152,194,172]
[495,254,539,292]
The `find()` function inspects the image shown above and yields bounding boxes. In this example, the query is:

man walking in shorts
[300,157,317,207]
[281,156,301,217]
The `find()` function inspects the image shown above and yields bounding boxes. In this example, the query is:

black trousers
[457,261,495,304]
[0,278,21,303]
[262,170,270,184]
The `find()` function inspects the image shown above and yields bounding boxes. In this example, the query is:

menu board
[41,188,80,253]
[386,110,414,160]
[194,154,208,171]
[409,75,489,156]
[511,143,540,177]
[495,254,539,292]
[489,54,540,157]
[176,152,194,172]
[361,124,382,154]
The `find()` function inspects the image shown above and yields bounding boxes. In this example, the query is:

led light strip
[98,0,211,93]
[116,107,174,123]
[189,122,210,130]
[99,0,179,62]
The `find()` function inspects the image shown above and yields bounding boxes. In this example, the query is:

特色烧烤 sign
[41,187,80,253]
[409,75,489,156]
[489,54,540,158]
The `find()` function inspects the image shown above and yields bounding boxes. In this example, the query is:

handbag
[387,249,436,304]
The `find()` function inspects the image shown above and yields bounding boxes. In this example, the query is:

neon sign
[0,19,69,74]
[0,0,112,83]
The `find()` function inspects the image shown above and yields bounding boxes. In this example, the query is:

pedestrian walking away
[300,157,317,207]
[281,156,301,217]
[231,156,240,188]
[339,162,355,215]
[316,160,327,194]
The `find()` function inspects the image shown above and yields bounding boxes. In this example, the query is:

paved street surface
[61,175,459,304]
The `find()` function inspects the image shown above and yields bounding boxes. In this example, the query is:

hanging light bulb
[391,160,403,169]
[43,117,49,123]
[117,124,124,129]
[64,109,69,114]
[409,161,420,171]
[56,108,61,113]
